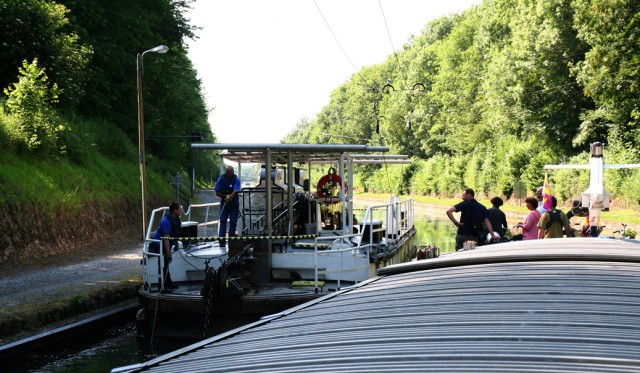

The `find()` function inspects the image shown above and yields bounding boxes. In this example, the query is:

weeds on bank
[0,278,141,341]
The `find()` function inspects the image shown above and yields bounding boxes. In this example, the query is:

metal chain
[202,266,217,337]
[202,247,248,337]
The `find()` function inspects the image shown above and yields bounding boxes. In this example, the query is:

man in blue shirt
[151,202,182,291]
[446,188,497,250]
[215,166,241,245]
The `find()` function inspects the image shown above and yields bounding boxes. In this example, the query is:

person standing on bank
[538,196,573,239]
[536,186,547,214]
[515,197,541,240]
[151,202,183,292]
[487,196,509,238]
[446,188,498,250]
[216,165,241,245]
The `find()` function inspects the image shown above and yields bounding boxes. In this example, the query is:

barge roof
[114,238,640,372]
[190,143,411,164]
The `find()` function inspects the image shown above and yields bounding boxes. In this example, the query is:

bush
[365,164,409,195]
[58,113,135,162]
[3,59,64,154]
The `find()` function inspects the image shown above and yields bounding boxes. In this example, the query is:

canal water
[10,215,458,373]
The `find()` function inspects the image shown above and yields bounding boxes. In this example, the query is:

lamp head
[590,142,603,158]
[149,45,169,54]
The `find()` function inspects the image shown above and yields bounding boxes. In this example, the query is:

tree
[571,0,640,154]
[0,0,91,109]
[3,59,63,153]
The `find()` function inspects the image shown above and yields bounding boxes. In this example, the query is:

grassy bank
[0,150,174,213]
[0,148,177,263]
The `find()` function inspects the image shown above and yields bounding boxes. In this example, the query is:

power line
[377,0,409,91]
[313,0,375,90]
[378,0,397,54]
[313,0,357,74]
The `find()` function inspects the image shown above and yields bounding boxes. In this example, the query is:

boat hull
[137,227,417,339]
[137,284,323,338]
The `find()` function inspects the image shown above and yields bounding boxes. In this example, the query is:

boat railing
[142,202,222,290]
[270,200,289,236]
[313,231,371,291]
[142,207,170,291]
[308,196,415,291]
[360,197,414,242]
[241,188,287,235]
[184,202,221,237]
[243,199,289,236]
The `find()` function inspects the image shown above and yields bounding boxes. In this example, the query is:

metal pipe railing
[309,196,415,291]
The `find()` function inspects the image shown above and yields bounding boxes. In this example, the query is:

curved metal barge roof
[114,238,640,372]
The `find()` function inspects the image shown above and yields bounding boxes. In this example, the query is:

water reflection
[10,314,265,373]
[414,216,458,255]
[11,323,186,373]
[352,204,457,254]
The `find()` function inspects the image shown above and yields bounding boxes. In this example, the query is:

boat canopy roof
[191,143,410,164]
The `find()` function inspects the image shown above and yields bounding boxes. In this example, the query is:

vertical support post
[308,162,312,227]
[137,53,148,240]
[287,150,294,236]
[265,148,272,270]
[339,153,346,233]
[190,149,195,199]
[347,156,354,234]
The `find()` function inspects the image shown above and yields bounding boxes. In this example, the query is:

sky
[185,0,481,144]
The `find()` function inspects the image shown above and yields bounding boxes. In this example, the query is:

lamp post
[137,44,169,239]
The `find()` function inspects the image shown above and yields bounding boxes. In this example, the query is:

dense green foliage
[0,0,92,110]
[283,0,640,207]
[0,0,215,210]
[3,59,63,153]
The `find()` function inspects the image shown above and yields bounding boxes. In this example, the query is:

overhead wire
[372,0,400,187]
[313,0,391,146]
[377,0,423,136]
[377,0,409,90]
[312,0,376,91]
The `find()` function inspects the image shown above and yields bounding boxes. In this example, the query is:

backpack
[545,209,562,229]
[471,222,487,246]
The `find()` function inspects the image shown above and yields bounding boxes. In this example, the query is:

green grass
[0,146,173,213]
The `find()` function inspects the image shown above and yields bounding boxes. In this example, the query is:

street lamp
[137,44,169,239]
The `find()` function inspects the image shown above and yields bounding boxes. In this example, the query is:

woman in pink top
[516,197,541,240]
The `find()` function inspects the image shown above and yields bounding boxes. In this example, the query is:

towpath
[0,236,142,344]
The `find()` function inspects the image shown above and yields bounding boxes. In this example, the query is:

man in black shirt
[486,196,508,238]
[446,188,497,250]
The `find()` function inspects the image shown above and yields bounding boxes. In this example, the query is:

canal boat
[116,238,640,372]
[136,143,418,338]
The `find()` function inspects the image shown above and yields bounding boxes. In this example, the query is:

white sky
[185,0,480,143]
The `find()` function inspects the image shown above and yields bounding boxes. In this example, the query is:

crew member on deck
[151,202,182,292]
[215,166,241,245]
